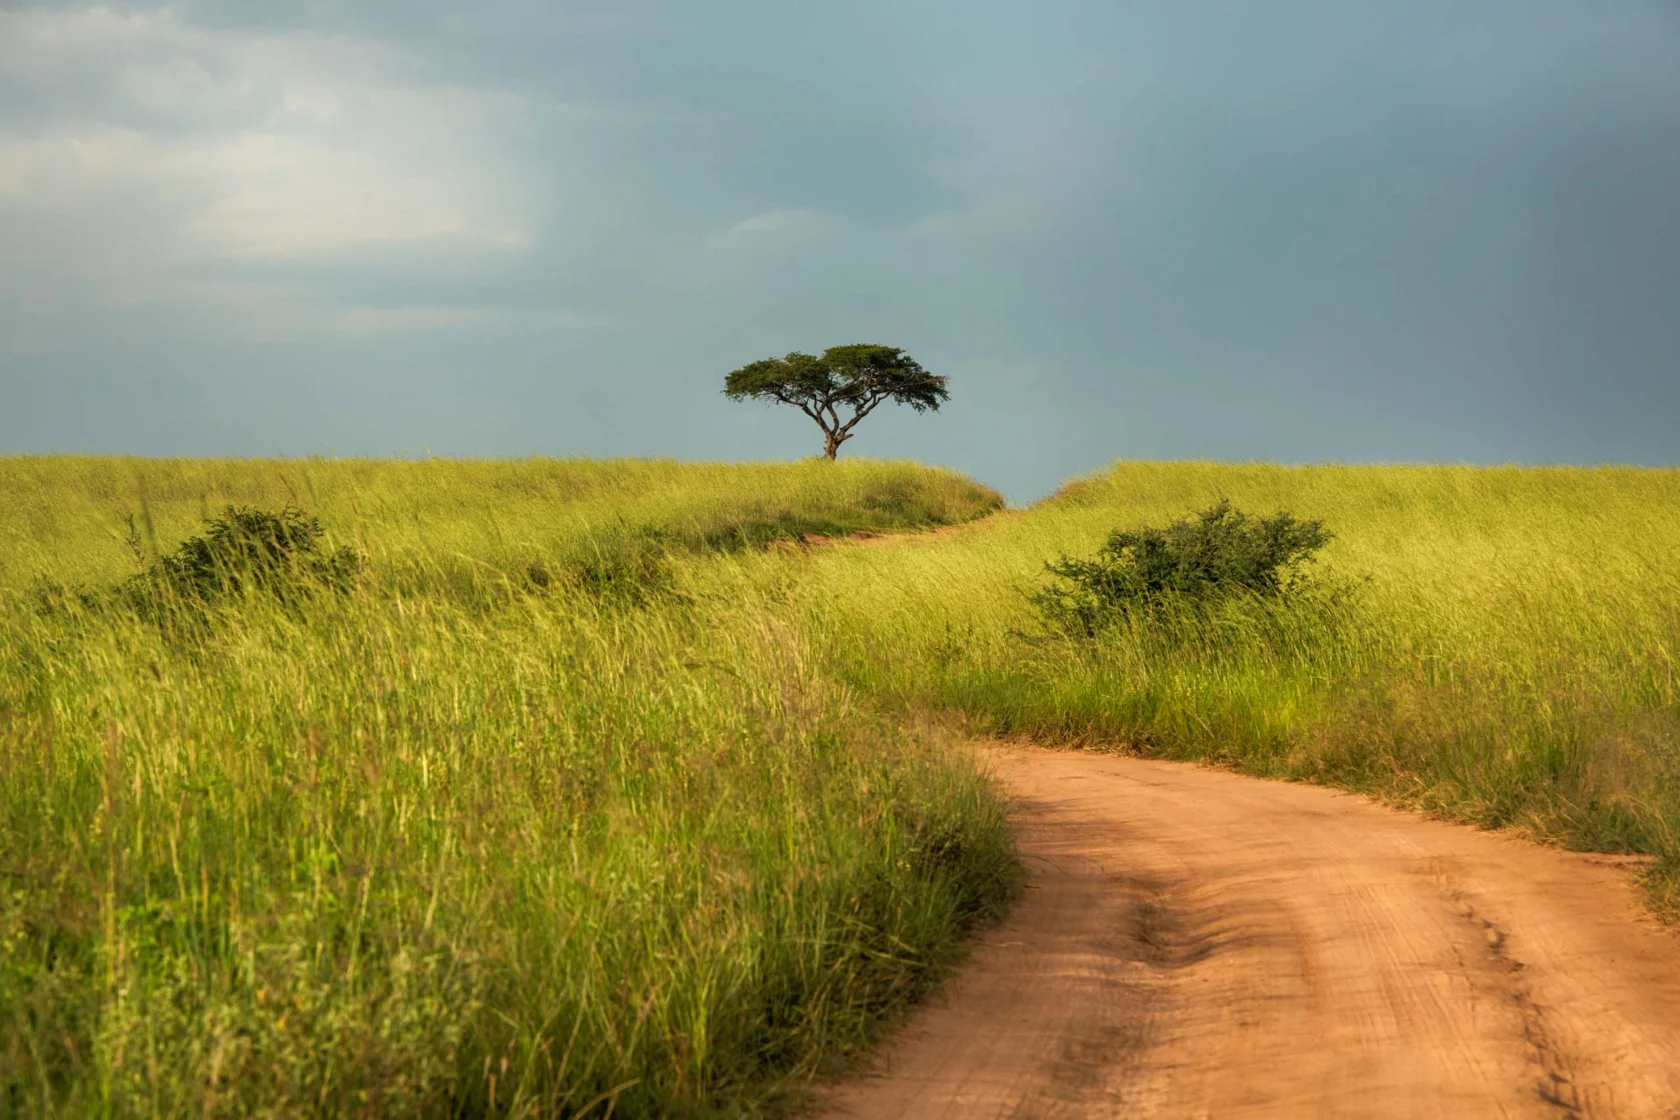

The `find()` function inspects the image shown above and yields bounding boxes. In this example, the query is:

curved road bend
[819,745,1680,1119]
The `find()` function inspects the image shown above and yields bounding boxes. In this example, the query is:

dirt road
[819,746,1680,1119]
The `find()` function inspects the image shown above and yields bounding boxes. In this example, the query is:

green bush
[29,506,362,627]
[126,505,360,607]
[1030,499,1332,635]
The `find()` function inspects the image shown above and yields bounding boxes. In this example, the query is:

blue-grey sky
[3,1,1677,499]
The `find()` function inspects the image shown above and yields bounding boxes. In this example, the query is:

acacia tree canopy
[723,343,949,459]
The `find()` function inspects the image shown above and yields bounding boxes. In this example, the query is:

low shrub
[118,506,360,620]
[1030,499,1332,635]
[30,506,362,626]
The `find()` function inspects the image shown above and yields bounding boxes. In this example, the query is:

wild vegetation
[5,455,1678,1116]
[0,457,1013,1117]
[723,344,947,460]
[1028,498,1335,636]
[766,462,1680,917]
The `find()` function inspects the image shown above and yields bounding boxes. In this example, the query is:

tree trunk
[823,432,842,460]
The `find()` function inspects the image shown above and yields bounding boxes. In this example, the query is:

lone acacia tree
[723,343,949,459]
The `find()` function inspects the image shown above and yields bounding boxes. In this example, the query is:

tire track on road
[819,746,1680,1118]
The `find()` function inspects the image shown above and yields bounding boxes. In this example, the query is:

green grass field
[769,462,1680,912]
[0,456,1002,592]
[3,456,1678,1116]
[0,457,1013,1117]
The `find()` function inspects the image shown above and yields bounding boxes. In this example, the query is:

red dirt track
[819,746,1680,1119]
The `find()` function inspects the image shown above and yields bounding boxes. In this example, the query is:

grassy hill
[769,461,1680,914]
[0,456,1002,589]
[0,457,1011,1117]
[5,455,1677,1116]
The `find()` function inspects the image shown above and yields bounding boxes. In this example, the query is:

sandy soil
[818,746,1680,1119]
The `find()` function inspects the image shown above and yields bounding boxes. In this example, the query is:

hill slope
[770,462,1680,912]
[0,456,1012,1116]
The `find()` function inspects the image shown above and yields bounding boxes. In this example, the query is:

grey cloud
[3,0,1678,500]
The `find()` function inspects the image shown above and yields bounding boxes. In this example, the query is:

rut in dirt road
[819,746,1680,1119]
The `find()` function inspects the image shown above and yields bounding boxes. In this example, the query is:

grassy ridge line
[0,458,1014,1116]
[764,462,1680,913]
[0,456,1002,590]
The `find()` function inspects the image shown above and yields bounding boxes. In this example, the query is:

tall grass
[0,458,1014,1116]
[766,463,1680,911]
[9,455,1677,1114]
[0,456,1001,592]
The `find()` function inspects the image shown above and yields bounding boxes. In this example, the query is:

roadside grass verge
[0,457,1013,1116]
[762,462,1680,911]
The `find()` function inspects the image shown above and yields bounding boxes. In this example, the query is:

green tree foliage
[724,344,949,459]
[1032,499,1333,635]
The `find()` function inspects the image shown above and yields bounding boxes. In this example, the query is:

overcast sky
[3,1,1677,499]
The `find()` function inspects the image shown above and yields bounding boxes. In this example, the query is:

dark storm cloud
[3,0,1677,498]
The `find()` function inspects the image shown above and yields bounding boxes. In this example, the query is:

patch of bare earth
[817,746,1680,1119]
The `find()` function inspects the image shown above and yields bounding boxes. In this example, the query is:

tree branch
[838,390,890,434]
[832,373,942,406]
[771,389,834,435]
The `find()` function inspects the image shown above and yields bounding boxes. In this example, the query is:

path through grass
[768,462,1680,913]
[8,456,1677,1115]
